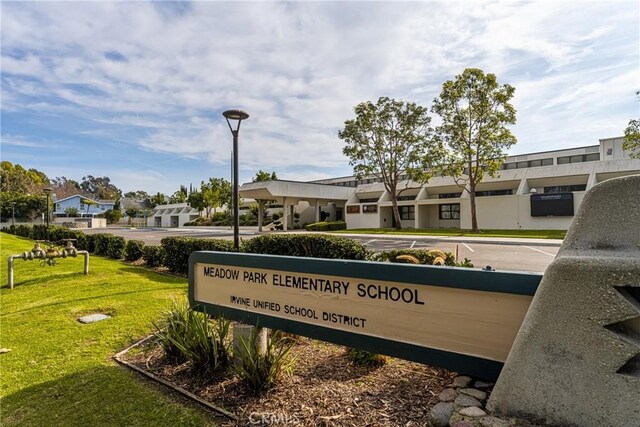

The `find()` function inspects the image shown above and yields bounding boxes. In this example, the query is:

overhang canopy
[239,180,354,204]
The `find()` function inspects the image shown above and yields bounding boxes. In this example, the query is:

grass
[0,233,215,426]
[331,228,566,239]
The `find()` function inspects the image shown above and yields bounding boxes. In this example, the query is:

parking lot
[83,227,559,273]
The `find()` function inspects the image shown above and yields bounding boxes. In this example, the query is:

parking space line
[363,239,377,245]
[410,240,416,249]
[523,246,556,257]
[462,242,474,253]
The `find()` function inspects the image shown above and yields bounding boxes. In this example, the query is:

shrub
[32,224,48,240]
[161,237,235,275]
[235,329,296,393]
[154,299,231,374]
[102,209,122,224]
[79,233,96,253]
[142,245,166,268]
[304,221,347,231]
[241,234,369,260]
[124,240,145,261]
[107,236,126,259]
[92,233,112,256]
[345,348,387,367]
[15,224,32,238]
[369,248,474,267]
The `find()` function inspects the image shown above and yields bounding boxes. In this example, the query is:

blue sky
[2,1,638,195]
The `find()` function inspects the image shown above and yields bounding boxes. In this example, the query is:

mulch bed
[122,334,455,426]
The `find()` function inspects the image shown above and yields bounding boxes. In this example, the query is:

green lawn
[331,228,566,239]
[0,234,214,426]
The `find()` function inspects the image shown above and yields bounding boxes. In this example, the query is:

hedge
[241,234,369,260]
[107,236,126,259]
[160,237,235,275]
[142,245,166,268]
[304,221,347,231]
[124,240,145,261]
[92,233,112,257]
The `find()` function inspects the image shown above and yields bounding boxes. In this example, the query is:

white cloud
[1,0,638,193]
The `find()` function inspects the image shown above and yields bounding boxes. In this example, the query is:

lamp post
[43,188,52,240]
[222,109,249,251]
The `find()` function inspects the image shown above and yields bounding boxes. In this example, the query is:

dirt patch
[122,335,455,426]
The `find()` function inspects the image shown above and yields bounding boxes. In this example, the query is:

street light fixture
[222,109,249,250]
[43,188,52,240]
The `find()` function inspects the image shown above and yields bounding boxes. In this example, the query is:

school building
[239,136,640,230]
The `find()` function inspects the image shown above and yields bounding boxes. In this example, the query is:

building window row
[438,192,462,199]
[397,195,416,201]
[439,203,460,220]
[358,197,380,203]
[502,158,554,170]
[557,153,600,165]
[544,184,587,193]
[475,189,513,197]
[399,205,415,220]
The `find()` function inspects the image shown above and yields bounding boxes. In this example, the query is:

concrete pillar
[257,201,263,232]
[488,175,640,427]
[282,198,288,231]
[315,200,320,222]
[232,324,267,367]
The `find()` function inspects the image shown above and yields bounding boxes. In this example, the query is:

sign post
[189,252,541,379]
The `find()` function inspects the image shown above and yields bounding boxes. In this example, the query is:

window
[358,197,379,203]
[502,158,554,169]
[439,203,460,220]
[542,158,554,166]
[362,204,377,213]
[544,184,587,193]
[397,195,416,201]
[606,148,613,156]
[399,206,415,220]
[557,154,600,164]
[475,189,513,197]
[438,192,462,199]
[346,205,360,214]
[80,203,85,209]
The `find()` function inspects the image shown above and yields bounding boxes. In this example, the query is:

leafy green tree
[623,90,640,159]
[0,192,46,221]
[432,68,517,231]
[339,97,443,229]
[187,190,206,213]
[170,191,187,204]
[65,207,80,217]
[252,170,278,231]
[125,207,139,224]
[150,192,166,207]
[81,198,97,216]
[0,161,50,193]
[80,175,122,200]
[102,209,122,224]
[124,190,150,199]
[201,178,231,218]
[51,176,84,199]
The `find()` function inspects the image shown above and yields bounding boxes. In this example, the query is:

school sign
[189,252,541,379]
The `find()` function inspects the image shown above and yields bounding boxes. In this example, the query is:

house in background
[53,194,115,218]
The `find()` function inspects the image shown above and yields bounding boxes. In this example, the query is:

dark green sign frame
[189,252,541,380]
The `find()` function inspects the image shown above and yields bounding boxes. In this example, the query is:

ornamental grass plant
[154,299,231,375]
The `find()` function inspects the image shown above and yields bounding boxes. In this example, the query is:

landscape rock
[438,388,457,402]
[460,388,487,401]
[459,407,487,417]
[454,394,482,408]
[473,380,493,389]
[429,402,454,427]
[451,375,473,388]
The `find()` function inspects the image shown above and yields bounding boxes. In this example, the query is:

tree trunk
[469,184,478,231]
[391,197,403,230]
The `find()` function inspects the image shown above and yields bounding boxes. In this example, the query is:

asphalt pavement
[82,227,561,273]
